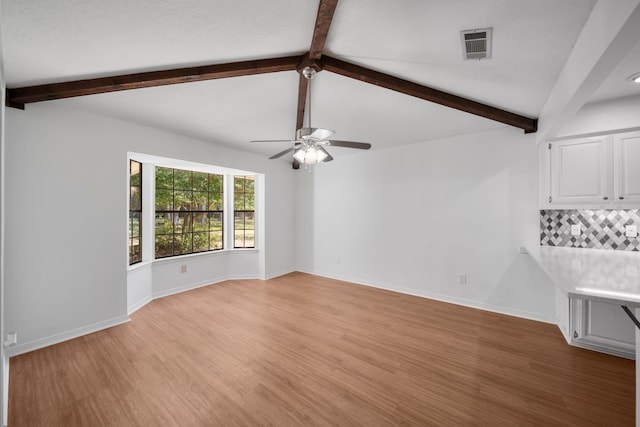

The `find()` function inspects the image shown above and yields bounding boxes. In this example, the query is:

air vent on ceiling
[461,28,492,60]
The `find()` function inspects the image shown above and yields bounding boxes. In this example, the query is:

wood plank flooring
[9,272,635,426]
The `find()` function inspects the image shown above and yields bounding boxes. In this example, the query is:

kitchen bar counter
[528,245,640,308]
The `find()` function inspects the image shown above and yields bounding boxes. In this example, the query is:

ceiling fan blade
[318,146,334,162]
[327,140,372,150]
[251,139,293,143]
[269,147,295,159]
[309,128,334,140]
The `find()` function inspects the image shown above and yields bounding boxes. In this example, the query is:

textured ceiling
[3,0,636,161]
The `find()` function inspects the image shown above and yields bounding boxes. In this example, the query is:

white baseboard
[263,268,296,280]
[8,274,272,357]
[5,315,130,358]
[227,274,263,281]
[152,276,228,300]
[298,269,556,325]
[150,271,295,303]
[570,336,635,360]
[127,295,153,315]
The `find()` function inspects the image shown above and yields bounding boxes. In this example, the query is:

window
[154,166,224,258]
[129,160,142,265]
[234,175,255,248]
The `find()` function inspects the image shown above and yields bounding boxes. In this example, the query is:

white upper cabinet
[613,131,640,203]
[549,136,610,204]
[544,130,640,207]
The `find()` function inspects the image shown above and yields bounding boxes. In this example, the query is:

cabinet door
[613,131,640,203]
[550,136,610,204]
[570,298,635,359]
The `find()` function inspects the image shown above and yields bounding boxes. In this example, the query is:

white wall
[0,17,7,425]
[296,126,555,322]
[556,94,640,138]
[4,103,296,355]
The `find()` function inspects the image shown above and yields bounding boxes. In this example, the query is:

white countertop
[528,245,640,307]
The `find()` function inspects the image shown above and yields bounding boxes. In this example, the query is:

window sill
[151,248,259,265]
[127,261,152,272]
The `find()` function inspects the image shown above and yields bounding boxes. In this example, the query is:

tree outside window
[234,176,255,248]
[129,160,142,265]
[155,167,224,258]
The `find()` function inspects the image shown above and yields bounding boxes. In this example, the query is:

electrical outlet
[180,264,187,273]
[458,274,467,284]
[626,225,638,238]
[570,224,581,236]
[336,258,341,264]
[4,332,17,347]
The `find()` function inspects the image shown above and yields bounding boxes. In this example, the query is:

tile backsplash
[540,209,640,252]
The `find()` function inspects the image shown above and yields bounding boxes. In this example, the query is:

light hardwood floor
[9,272,635,426]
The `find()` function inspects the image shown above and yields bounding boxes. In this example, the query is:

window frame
[127,154,260,266]
[233,175,256,249]
[154,166,225,259]
[129,160,142,265]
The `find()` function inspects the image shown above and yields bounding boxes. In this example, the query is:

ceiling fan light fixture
[302,66,317,80]
[293,145,327,164]
[627,72,640,83]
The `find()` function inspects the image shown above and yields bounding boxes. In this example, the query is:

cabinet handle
[619,196,625,200]
[603,196,609,200]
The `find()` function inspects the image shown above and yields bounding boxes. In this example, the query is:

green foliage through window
[234,176,255,248]
[155,166,224,258]
[129,160,142,265]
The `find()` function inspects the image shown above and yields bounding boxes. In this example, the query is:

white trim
[9,270,274,355]
[128,152,255,176]
[127,295,153,315]
[152,248,229,265]
[571,338,635,360]
[546,126,640,142]
[129,271,272,313]
[151,248,258,265]
[226,274,263,281]
[127,260,152,272]
[4,315,130,358]
[298,269,556,325]
[264,268,296,280]
[128,151,262,263]
[151,276,228,300]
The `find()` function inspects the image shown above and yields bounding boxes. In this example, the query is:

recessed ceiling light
[627,72,640,83]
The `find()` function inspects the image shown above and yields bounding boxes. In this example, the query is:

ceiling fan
[5,0,537,163]
[250,66,372,165]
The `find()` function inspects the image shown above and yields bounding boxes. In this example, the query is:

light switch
[626,225,638,238]
[570,224,581,236]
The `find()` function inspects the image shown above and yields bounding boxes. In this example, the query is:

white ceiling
[2,0,638,161]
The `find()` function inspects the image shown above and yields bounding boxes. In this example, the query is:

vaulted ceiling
[2,0,639,161]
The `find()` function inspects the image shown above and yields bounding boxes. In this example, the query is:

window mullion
[225,174,233,250]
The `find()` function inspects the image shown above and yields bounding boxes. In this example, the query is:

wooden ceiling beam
[291,0,339,170]
[6,56,301,108]
[295,0,339,131]
[309,0,339,60]
[321,55,538,133]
